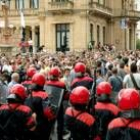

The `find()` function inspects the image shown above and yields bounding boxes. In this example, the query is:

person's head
[118,89,140,111]
[130,62,137,73]
[108,63,113,71]
[1,70,9,82]
[74,62,86,77]
[122,57,129,65]
[48,67,61,80]
[63,68,70,77]
[96,68,102,77]
[96,60,102,67]
[119,61,125,69]
[26,68,37,78]
[32,73,46,91]
[7,84,27,103]
[112,68,118,75]
[96,82,112,102]
[11,73,19,83]
[70,86,90,111]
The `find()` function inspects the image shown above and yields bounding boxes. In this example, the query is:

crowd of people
[0,49,140,140]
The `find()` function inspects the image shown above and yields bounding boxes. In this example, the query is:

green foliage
[136,39,140,49]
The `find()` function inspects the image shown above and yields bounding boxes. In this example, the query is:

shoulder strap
[130,74,140,90]
[71,108,83,119]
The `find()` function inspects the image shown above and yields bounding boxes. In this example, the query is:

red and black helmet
[96,82,112,95]
[70,86,90,105]
[9,84,27,100]
[74,62,86,73]
[26,68,37,78]
[118,89,140,110]
[49,67,61,77]
[32,73,46,86]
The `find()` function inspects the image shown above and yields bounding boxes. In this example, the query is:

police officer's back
[95,82,120,140]
[71,62,93,90]
[0,84,36,140]
[106,89,140,140]
[25,73,51,140]
[44,67,66,140]
[64,86,97,140]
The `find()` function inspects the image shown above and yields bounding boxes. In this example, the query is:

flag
[20,10,25,28]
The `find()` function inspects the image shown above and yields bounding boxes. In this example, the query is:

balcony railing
[0,8,46,17]
[89,2,113,17]
[113,9,140,20]
[48,1,74,13]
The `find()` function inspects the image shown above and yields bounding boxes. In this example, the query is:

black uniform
[106,113,140,140]
[71,76,93,90]
[45,80,67,140]
[0,103,35,140]
[64,107,97,140]
[25,91,50,140]
[95,102,120,140]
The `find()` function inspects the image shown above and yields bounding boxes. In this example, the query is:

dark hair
[112,68,118,74]
[123,57,129,65]
[96,68,102,75]
[108,64,113,70]
[130,63,137,73]
[97,60,102,67]
[119,61,125,69]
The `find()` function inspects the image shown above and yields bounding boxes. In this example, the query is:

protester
[8,73,20,91]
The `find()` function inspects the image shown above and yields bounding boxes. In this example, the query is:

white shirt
[123,73,140,88]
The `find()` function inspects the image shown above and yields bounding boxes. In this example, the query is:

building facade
[0,0,139,53]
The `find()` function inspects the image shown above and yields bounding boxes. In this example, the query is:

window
[90,23,93,41]
[97,25,100,44]
[103,26,105,45]
[98,0,105,5]
[56,24,70,51]
[30,0,39,9]
[16,0,24,9]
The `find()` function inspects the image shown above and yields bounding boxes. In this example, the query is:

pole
[20,10,26,53]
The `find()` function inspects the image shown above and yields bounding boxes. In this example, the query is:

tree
[136,39,140,50]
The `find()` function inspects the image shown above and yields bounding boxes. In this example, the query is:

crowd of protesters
[0,49,140,140]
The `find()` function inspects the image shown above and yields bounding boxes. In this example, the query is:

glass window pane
[62,32,65,46]
[34,0,39,8]
[66,32,70,47]
[57,32,61,48]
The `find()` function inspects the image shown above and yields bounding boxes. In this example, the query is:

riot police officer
[95,82,120,140]
[106,89,140,140]
[44,67,67,140]
[25,73,55,140]
[71,62,93,90]
[64,86,97,140]
[22,67,37,89]
[0,84,36,140]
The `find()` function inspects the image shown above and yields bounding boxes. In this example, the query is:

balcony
[0,9,46,18]
[48,1,74,14]
[89,2,113,18]
[113,9,140,21]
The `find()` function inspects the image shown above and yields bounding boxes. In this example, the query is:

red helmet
[10,84,26,100]
[74,62,86,73]
[27,68,37,78]
[70,86,90,105]
[118,89,140,110]
[32,73,46,86]
[49,67,61,77]
[96,82,112,95]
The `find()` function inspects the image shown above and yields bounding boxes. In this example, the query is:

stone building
[0,0,139,53]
